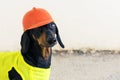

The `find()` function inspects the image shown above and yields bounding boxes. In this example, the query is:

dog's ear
[55,26,65,48]
[20,31,30,54]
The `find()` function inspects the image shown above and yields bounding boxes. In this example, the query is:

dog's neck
[22,41,52,68]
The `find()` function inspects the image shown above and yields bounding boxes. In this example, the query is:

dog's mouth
[47,42,57,47]
[37,36,57,48]
[39,41,57,48]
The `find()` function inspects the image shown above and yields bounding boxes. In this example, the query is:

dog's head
[21,22,64,54]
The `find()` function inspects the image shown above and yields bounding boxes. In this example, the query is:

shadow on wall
[53,48,120,56]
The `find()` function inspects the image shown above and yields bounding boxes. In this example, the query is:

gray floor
[50,53,120,80]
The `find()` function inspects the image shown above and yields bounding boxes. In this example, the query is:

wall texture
[0,0,120,51]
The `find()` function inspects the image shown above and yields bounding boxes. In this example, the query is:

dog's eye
[51,24,56,27]
[49,24,56,32]
[31,28,42,38]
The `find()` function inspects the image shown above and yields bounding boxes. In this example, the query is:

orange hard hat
[22,7,54,31]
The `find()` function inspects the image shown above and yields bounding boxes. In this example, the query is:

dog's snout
[44,30,57,47]
[51,38,56,43]
[47,38,56,44]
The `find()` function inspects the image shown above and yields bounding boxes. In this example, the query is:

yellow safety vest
[0,52,51,80]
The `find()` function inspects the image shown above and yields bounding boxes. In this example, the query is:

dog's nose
[52,39,56,43]
[47,38,56,44]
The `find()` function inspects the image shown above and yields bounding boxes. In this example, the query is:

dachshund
[0,22,64,80]
[21,22,64,67]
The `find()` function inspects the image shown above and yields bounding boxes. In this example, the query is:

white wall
[0,0,120,51]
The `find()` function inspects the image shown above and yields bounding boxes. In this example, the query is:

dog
[0,22,64,80]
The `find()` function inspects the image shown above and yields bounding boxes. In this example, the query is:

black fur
[8,67,22,80]
[20,22,64,68]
